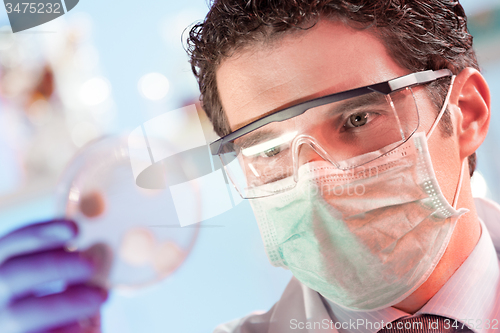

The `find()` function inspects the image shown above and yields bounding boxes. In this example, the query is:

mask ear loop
[423,75,463,209]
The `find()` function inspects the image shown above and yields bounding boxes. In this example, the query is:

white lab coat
[213,197,500,333]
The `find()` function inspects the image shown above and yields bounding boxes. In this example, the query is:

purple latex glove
[0,220,107,333]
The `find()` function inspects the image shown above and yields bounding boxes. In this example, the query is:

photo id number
[444,319,499,330]
[5,3,61,14]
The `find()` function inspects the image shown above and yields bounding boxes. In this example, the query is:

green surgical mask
[249,77,469,310]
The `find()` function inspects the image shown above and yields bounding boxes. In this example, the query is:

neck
[393,174,481,314]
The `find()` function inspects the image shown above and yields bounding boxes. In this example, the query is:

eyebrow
[323,92,389,116]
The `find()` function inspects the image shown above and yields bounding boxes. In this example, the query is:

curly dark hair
[186,0,479,175]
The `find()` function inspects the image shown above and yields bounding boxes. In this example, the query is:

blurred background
[0,0,498,332]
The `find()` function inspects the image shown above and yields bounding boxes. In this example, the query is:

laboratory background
[0,0,499,332]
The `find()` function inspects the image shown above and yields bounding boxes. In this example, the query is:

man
[186,0,498,331]
[0,1,496,333]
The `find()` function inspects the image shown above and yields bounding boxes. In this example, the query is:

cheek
[428,131,461,205]
[413,92,462,204]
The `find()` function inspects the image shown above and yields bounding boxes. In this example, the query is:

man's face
[216,19,461,204]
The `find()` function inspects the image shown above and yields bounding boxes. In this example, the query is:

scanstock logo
[128,105,244,227]
[4,0,79,32]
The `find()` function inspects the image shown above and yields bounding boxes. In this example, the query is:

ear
[449,68,491,160]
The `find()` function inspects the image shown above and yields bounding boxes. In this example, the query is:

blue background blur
[0,1,499,332]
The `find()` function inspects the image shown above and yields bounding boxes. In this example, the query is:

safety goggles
[210,69,453,199]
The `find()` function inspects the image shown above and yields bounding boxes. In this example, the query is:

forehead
[216,20,410,131]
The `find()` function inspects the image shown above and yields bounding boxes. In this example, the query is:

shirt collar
[325,198,500,333]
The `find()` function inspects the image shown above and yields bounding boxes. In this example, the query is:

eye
[344,112,369,128]
[261,146,281,158]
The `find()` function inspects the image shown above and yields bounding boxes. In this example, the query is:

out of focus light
[2,70,29,97]
[138,73,170,101]
[71,121,99,147]
[471,170,488,198]
[27,99,52,126]
[79,77,111,106]
[153,242,184,275]
[0,26,14,51]
[120,228,155,265]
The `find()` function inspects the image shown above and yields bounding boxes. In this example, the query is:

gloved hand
[0,219,108,333]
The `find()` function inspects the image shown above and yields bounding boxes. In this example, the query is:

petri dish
[56,135,200,290]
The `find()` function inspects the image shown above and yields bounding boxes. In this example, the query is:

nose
[297,143,326,165]
[293,135,336,169]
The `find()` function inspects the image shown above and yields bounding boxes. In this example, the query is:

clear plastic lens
[221,88,419,199]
